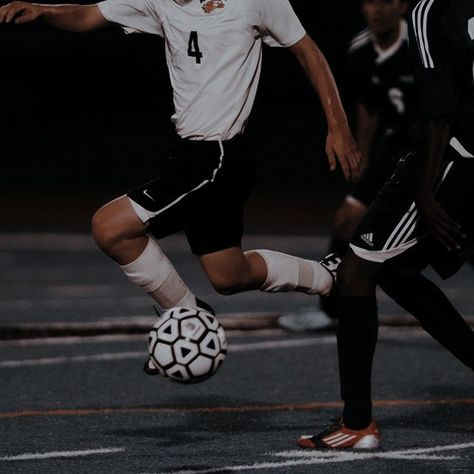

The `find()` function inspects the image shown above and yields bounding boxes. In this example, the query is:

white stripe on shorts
[350,240,420,264]
[355,159,456,263]
[129,141,225,224]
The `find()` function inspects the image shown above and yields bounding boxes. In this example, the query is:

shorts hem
[350,238,420,263]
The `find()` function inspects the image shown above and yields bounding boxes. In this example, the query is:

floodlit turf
[1,234,473,473]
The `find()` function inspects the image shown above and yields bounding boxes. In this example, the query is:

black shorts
[128,135,256,256]
[350,148,474,278]
[350,132,408,206]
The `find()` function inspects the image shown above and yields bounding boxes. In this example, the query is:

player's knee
[91,208,124,252]
[336,258,355,289]
[337,252,381,296]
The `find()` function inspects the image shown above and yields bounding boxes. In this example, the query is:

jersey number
[388,88,405,115]
[188,31,203,64]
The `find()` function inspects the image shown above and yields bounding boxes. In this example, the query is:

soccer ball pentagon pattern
[148,307,227,383]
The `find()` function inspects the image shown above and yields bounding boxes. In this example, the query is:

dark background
[0,0,367,231]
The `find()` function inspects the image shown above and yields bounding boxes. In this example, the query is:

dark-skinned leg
[336,250,383,429]
[379,270,474,370]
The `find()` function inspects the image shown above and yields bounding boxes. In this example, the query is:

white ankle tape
[121,238,196,309]
[252,249,332,295]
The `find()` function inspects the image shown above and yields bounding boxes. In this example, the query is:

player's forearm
[0,2,106,32]
[37,4,99,31]
[356,104,378,167]
[291,35,349,133]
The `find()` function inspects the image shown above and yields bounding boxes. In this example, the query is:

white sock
[120,238,196,312]
[251,249,333,296]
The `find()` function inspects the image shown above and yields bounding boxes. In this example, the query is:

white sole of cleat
[353,435,380,449]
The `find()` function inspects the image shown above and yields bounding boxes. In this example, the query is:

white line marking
[0,338,335,368]
[0,447,125,462]
[163,442,474,473]
[0,329,288,347]
[4,327,469,367]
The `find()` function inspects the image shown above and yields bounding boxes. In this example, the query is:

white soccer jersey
[97,0,306,140]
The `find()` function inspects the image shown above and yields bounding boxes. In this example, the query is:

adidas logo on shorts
[361,233,374,247]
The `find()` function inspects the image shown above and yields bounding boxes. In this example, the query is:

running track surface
[1,233,473,473]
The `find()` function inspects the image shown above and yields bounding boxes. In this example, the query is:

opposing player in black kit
[280,0,418,331]
[0,0,360,372]
[298,0,474,449]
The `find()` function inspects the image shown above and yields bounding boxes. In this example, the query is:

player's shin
[249,250,334,295]
[337,295,378,430]
[120,237,196,312]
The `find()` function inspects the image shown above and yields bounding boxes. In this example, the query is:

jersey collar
[373,20,408,65]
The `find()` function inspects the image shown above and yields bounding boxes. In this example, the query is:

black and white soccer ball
[148,307,227,384]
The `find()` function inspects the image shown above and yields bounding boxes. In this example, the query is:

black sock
[379,271,474,369]
[337,295,378,430]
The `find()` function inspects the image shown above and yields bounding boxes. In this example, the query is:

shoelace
[311,417,343,440]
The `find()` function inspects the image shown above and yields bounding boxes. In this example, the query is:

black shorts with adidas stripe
[127,134,256,256]
[350,147,474,277]
[349,131,408,207]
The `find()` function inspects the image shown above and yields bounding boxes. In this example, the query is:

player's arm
[414,118,465,251]
[289,34,361,183]
[0,2,108,32]
[409,11,465,251]
[355,103,378,171]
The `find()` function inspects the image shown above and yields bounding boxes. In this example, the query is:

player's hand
[326,126,361,182]
[415,192,466,252]
[0,1,43,24]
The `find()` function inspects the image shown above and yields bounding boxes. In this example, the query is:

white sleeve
[97,0,164,36]
[248,0,306,48]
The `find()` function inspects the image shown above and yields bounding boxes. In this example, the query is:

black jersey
[409,0,474,158]
[348,21,419,139]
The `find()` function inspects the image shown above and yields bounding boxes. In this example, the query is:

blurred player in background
[0,0,360,371]
[280,0,418,331]
[298,0,474,449]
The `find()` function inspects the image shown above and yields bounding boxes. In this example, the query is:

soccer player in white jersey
[0,0,360,361]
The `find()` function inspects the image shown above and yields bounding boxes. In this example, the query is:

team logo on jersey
[201,0,225,14]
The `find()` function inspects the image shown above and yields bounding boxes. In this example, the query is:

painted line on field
[1,398,473,420]
[0,329,288,347]
[0,447,125,462]
[161,442,474,473]
[0,337,335,368]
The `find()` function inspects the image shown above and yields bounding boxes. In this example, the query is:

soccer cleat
[278,308,335,332]
[297,418,380,449]
[195,298,216,316]
[143,358,161,376]
[318,253,341,285]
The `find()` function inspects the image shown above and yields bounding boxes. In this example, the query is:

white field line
[0,447,125,462]
[0,296,148,311]
[0,337,334,368]
[0,329,286,347]
[156,442,474,473]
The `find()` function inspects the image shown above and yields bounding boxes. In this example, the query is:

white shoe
[278,308,335,332]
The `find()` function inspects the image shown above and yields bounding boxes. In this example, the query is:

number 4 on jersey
[188,31,203,64]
